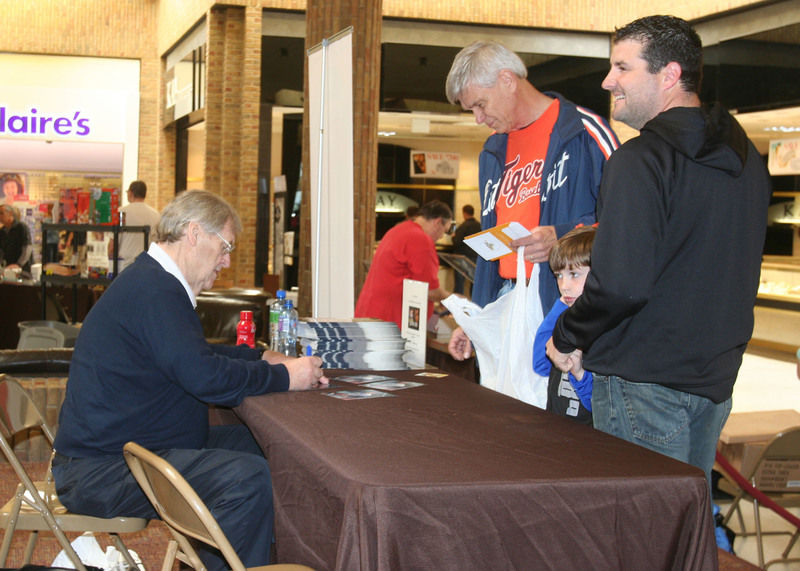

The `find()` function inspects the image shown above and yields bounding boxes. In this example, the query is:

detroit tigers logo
[499,155,544,208]
[482,150,571,216]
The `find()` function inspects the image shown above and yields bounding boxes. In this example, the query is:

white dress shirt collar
[147,242,197,308]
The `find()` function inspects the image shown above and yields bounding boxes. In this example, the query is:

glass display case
[753,256,800,351]
[758,256,800,307]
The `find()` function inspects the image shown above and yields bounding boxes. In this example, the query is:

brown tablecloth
[236,369,717,571]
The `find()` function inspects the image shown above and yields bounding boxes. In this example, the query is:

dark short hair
[128,180,147,199]
[613,15,703,95]
[549,226,596,272]
[418,200,453,222]
[462,204,475,217]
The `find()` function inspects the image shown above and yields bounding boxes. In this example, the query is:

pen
[305,345,312,357]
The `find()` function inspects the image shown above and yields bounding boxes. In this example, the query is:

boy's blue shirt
[533,297,593,411]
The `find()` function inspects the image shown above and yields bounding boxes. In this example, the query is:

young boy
[533,226,594,425]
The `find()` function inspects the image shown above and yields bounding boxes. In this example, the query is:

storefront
[0,53,141,263]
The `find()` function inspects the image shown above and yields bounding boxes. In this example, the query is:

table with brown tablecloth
[236,369,717,571]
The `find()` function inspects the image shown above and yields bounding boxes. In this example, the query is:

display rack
[40,223,150,321]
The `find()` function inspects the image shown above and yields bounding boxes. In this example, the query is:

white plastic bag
[442,247,548,408]
[52,531,144,570]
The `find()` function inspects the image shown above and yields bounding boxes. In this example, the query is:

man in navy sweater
[53,189,327,570]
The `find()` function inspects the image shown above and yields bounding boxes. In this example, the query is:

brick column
[205,4,263,287]
[299,0,382,315]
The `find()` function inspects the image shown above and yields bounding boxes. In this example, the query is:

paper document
[463,222,532,261]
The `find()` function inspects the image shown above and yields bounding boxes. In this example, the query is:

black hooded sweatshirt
[553,104,772,402]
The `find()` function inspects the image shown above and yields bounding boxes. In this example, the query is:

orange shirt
[496,99,560,279]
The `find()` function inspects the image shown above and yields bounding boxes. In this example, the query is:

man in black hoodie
[547,15,771,485]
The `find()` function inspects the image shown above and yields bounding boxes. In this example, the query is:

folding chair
[123,441,313,571]
[17,320,81,350]
[16,326,66,350]
[716,426,800,569]
[0,376,147,570]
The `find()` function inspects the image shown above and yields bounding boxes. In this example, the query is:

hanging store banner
[410,150,460,179]
[768,138,800,175]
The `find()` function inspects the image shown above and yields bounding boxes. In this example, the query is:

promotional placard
[401,279,428,369]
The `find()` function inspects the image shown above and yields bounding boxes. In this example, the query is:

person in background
[0,204,32,272]
[533,225,594,425]
[547,15,771,489]
[355,199,453,329]
[451,204,481,295]
[118,180,160,270]
[444,40,619,361]
[52,190,327,571]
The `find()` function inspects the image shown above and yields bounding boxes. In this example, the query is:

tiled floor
[718,347,800,568]
[717,499,800,569]
[731,348,800,415]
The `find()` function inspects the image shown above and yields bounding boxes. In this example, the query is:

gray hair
[446,40,528,105]
[156,189,242,243]
[0,203,19,221]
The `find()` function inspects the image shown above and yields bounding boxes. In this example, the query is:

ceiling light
[764,126,800,133]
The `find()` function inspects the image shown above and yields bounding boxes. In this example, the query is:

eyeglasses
[213,231,235,256]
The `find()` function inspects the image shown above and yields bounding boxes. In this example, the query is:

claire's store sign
[0,106,91,137]
[0,87,128,143]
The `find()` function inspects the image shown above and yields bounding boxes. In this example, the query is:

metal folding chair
[0,375,147,570]
[716,427,800,568]
[123,441,313,571]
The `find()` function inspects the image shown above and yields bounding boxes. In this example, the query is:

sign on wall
[410,150,460,179]
[0,172,28,203]
[768,138,800,175]
[0,54,140,184]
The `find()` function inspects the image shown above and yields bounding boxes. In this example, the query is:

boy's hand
[448,327,473,361]
[567,349,585,380]
[545,337,573,373]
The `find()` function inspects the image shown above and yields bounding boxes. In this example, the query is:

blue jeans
[53,424,273,571]
[592,375,731,489]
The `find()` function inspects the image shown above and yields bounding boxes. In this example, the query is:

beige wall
[0,0,777,285]
[0,1,164,207]
[264,0,767,32]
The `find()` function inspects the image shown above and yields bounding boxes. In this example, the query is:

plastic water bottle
[269,289,286,352]
[236,310,256,348]
[279,299,298,357]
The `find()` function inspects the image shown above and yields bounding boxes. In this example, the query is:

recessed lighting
[764,126,800,133]
[378,131,396,137]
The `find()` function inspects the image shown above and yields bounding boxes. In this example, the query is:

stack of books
[297,319,409,370]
